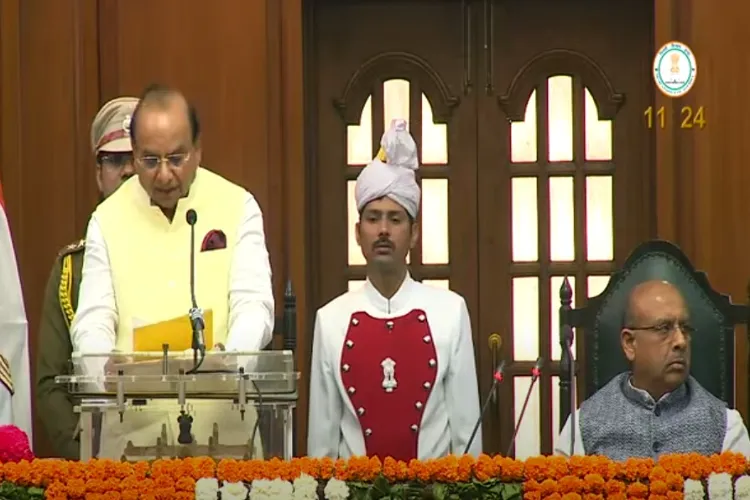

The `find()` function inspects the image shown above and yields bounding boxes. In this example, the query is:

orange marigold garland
[0,452,745,498]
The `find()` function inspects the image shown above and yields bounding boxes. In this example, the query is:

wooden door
[476,0,655,457]
[308,0,479,322]
[307,0,655,457]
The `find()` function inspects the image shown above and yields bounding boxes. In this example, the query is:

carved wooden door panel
[476,0,655,457]
[309,0,478,307]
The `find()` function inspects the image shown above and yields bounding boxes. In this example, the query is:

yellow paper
[132,310,214,352]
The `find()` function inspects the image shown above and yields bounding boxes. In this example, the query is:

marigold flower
[0,451,742,498]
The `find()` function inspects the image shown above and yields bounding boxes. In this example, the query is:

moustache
[373,240,393,249]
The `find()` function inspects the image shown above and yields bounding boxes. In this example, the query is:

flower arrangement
[0,452,749,499]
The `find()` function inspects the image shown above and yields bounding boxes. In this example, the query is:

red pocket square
[201,229,227,251]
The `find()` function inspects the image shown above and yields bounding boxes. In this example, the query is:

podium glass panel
[56,350,299,461]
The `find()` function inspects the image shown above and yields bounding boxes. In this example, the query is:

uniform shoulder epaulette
[58,239,84,329]
[58,239,85,258]
[0,354,13,396]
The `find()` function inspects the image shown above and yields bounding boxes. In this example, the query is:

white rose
[323,478,350,500]
[195,477,220,500]
[684,478,705,500]
[220,480,249,500]
[293,473,320,500]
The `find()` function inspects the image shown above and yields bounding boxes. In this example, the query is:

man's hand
[103,353,133,375]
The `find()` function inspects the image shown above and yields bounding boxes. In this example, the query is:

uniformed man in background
[35,97,139,459]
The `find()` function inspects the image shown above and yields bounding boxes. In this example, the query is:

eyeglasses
[97,152,134,169]
[135,152,191,169]
[626,320,695,337]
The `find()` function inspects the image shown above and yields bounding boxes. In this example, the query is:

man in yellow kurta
[70,84,274,459]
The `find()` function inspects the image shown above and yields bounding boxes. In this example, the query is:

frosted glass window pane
[421,179,449,264]
[511,178,538,262]
[347,96,373,165]
[585,176,614,261]
[552,375,561,449]
[347,181,366,266]
[348,280,365,292]
[513,376,541,459]
[548,76,573,162]
[550,276,576,361]
[549,177,575,262]
[421,94,447,164]
[423,279,449,290]
[510,90,537,163]
[584,88,612,161]
[383,79,410,131]
[513,277,539,361]
[587,275,610,298]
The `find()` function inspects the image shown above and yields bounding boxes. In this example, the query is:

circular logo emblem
[122,115,132,136]
[653,41,697,98]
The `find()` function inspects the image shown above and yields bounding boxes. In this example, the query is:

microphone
[463,360,506,455]
[506,357,544,456]
[186,209,206,373]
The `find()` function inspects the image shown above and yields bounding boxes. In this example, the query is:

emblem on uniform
[381,357,397,392]
[122,114,132,136]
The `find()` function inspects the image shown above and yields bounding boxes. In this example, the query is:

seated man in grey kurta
[555,280,750,461]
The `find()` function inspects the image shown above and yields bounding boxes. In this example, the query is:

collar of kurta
[362,273,416,315]
[622,373,689,409]
[131,167,203,226]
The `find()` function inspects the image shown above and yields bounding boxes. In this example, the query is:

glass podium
[55,349,299,462]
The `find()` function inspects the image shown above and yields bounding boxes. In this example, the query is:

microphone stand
[464,361,505,455]
[506,358,543,456]
[563,326,576,456]
[186,209,206,374]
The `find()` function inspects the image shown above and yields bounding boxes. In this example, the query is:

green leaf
[430,483,448,500]
[0,481,45,500]
[348,481,373,500]
[368,475,392,499]
[28,487,45,499]
[500,482,523,500]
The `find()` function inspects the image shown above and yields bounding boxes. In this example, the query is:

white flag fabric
[0,181,32,439]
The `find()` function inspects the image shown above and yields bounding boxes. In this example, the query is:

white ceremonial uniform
[308,274,482,461]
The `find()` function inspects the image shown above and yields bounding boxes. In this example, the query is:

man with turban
[307,119,482,461]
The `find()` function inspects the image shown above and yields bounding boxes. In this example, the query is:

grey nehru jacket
[579,372,726,461]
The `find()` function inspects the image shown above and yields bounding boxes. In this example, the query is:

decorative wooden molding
[498,48,624,121]
[333,51,459,124]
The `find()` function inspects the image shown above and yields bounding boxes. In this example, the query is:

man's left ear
[621,328,637,362]
[194,144,202,166]
[95,165,103,192]
[410,220,420,248]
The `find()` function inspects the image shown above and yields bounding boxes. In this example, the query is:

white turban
[354,118,420,218]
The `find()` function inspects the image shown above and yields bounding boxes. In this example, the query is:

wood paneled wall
[2,0,750,457]
[0,0,307,456]
[654,0,750,418]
